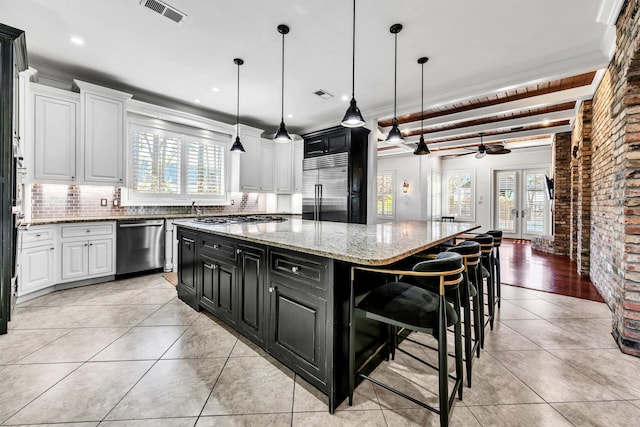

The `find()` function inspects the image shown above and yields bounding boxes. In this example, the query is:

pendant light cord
[236,62,240,127]
[420,60,424,133]
[393,31,398,120]
[281,30,285,121]
[351,0,356,98]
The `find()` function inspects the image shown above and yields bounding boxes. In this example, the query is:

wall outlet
[230,199,235,205]
[113,199,120,207]
[100,199,108,206]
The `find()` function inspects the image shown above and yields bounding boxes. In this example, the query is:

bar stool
[486,230,503,309]
[445,241,482,386]
[349,252,465,427]
[465,234,495,344]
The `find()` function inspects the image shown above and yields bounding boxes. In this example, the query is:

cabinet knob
[86,230,91,233]
[89,243,93,246]
[291,266,299,274]
[49,247,54,251]
[213,244,220,249]
[71,176,75,180]
[35,234,41,237]
[204,263,214,270]
[269,287,275,293]
[236,248,242,254]
[84,243,88,247]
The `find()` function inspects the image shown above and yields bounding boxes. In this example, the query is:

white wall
[376,146,551,230]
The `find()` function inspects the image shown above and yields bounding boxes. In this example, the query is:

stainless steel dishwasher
[116,219,165,276]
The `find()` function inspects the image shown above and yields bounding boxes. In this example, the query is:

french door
[494,168,550,239]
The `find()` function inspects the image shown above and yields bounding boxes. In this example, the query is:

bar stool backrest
[486,230,503,248]
[447,240,481,268]
[412,252,464,293]
[466,234,493,257]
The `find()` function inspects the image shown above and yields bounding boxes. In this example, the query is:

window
[431,170,441,219]
[443,170,474,220]
[377,171,395,218]
[125,118,230,205]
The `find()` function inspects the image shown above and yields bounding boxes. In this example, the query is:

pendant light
[273,24,292,143]
[413,56,430,155]
[385,23,404,143]
[341,0,365,127]
[230,58,246,153]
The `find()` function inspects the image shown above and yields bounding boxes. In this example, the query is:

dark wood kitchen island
[173,218,478,412]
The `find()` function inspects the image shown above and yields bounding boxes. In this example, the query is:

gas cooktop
[192,215,288,225]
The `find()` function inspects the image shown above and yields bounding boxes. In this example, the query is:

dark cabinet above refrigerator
[301,126,370,224]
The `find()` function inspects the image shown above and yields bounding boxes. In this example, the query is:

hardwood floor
[500,239,605,302]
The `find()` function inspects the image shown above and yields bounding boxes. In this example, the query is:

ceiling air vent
[314,89,334,100]
[141,0,187,24]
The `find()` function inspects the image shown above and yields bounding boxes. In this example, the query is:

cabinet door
[239,129,261,191]
[326,132,348,154]
[199,254,217,313]
[304,136,325,158]
[293,140,303,193]
[237,244,266,345]
[82,93,125,184]
[267,281,327,387]
[34,94,77,182]
[88,238,113,276]
[260,140,275,192]
[177,230,198,310]
[19,244,55,295]
[61,241,88,281]
[275,143,293,194]
[213,259,237,326]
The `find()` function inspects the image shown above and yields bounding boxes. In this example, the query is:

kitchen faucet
[191,201,202,216]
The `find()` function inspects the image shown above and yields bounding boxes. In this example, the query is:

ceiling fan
[458,133,511,158]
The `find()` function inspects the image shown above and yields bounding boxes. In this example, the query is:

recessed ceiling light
[341,95,349,101]
[69,36,84,45]
[211,87,219,92]
[287,114,293,118]
[194,99,201,103]
[542,119,551,125]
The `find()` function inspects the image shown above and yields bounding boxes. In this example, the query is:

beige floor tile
[535,293,613,317]
[196,414,292,426]
[460,352,543,405]
[292,409,386,427]
[106,358,225,420]
[82,304,163,328]
[508,298,593,319]
[228,334,269,358]
[500,319,596,349]
[9,305,99,329]
[0,363,80,424]
[382,406,480,427]
[483,321,541,352]
[492,350,623,402]
[91,326,186,361]
[163,320,237,359]
[493,300,542,320]
[292,375,329,412]
[550,348,640,399]
[468,403,573,426]
[202,356,294,415]
[631,400,640,409]
[0,329,72,364]
[100,419,196,427]
[552,401,640,426]
[17,284,112,307]
[137,300,200,326]
[4,361,152,425]
[335,378,381,412]
[499,285,545,300]
[18,327,129,363]
[551,318,617,348]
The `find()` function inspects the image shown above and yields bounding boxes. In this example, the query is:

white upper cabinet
[74,80,132,185]
[260,139,275,192]
[275,142,293,194]
[31,84,79,182]
[239,125,262,191]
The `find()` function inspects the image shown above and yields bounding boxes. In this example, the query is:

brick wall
[572,101,593,274]
[590,0,640,356]
[29,184,267,219]
[553,132,571,256]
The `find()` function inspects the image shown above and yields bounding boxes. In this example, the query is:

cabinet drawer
[200,235,238,261]
[61,222,114,238]
[270,250,328,291]
[21,226,56,246]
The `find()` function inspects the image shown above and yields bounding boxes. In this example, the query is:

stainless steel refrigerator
[302,152,349,222]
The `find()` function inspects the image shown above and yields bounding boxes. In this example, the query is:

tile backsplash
[29,184,267,219]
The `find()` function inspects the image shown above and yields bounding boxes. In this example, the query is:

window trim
[376,170,396,220]
[442,169,475,221]
[122,115,232,206]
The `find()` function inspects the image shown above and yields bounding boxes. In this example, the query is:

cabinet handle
[84,243,88,247]
[291,266,299,274]
[89,243,93,246]
[213,244,220,249]
[71,176,75,180]
[86,230,91,233]
[269,287,275,293]
[35,234,41,237]
[49,247,54,251]
[204,263,214,270]
[236,248,242,254]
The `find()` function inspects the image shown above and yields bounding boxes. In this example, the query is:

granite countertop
[174,218,480,266]
[21,213,296,226]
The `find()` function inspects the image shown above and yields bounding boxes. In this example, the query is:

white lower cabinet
[60,222,115,283]
[18,226,57,296]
